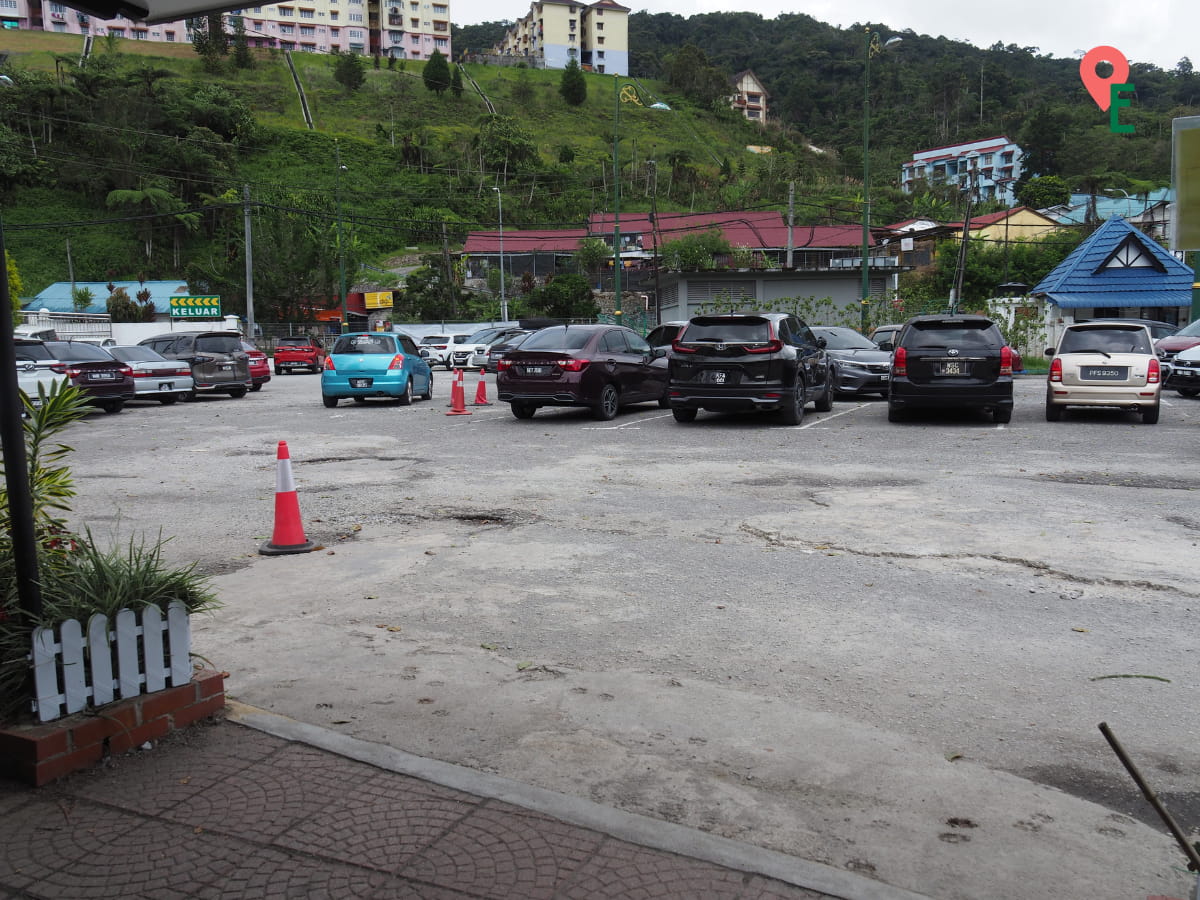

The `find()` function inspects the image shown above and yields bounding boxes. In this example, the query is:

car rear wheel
[593,383,619,420]
[323,395,339,408]
[672,408,697,423]
[1141,402,1160,424]
[397,379,413,406]
[511,401,536,419]
[780,382,806,425]
[993,407,1012,424]
[420,373,433,401]
[1178,388,1200,398]
[100,399,123,414]
[250,383,263,392]
[274,366,282,375]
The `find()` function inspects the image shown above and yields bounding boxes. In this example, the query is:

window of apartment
[52,21,66,30]
[596,49,604,58]
[595,21,602,29]
[597,64,605,72]
[279,23,293,33]
[48,1,65,11]
[596,35,602,44]
[410,34,419,44]
[747,93,760,103]
[300,24,314,34]
[434,36,446,48]
[410,17,418,27]
[277,6,293,15]
[431,3,446,13]
[299,8,314,17]
[0,0,18,9]
[330,26,339,34]
[109,26,124,35]
[164,29,175,39]
[300,42,315,51]
[253,20,262,27]
[329,12,338,20]
[568,18,575,28]
[568,33,575,42]
[280,40,294,48]
[349,12,362,21]
[594,7,602,13]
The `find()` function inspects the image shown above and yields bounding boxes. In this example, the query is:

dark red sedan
[496,324,668,420]
[14,339,134,414]
[241,341,271,392]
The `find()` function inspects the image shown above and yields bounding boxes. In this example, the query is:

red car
[273,335,326,374]
[241,342,271,392]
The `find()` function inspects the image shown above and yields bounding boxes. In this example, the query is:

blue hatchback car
[321,332,433,408]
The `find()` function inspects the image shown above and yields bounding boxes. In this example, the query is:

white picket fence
[30,602,192,723]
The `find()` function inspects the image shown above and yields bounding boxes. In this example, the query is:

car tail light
[176,365,191,376]
[1148,357,1160,383]
[49,364,67,375]
[387,354,406,370]
[324,356,336,372]
[556,358,588,372]
[744,340,784,354]
[119,366,133,377]
[893,346,907,377]
[671,340,696,353]
[434,344,447,350]
[65,366,82,379]
[999,346,1013,376]
[497,359,512,372]
[1049,357,1062,382]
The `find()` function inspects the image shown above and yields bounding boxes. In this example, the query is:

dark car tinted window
[521,327,594,351]
[1060,327,1152,354]
[646,325,683,346]
[600,331,628,353]
[48,341,114,361]
[14,342,53,361]
[627,333,651,354]
[196,335,242,354]
[791,320,818,346]
[333,334,395,354]
[277,336,316,347]
[420,335,450,345]
[816,329,877,350]
[903,321,1002,349]
[682,318,772,342]
[110,346,167,363]
[398,335,421,355]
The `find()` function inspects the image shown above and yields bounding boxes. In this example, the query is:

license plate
[158,382,173,391]
[90,372,115,380]
[935,362,965,376]
[350,378,372,388]
[1082,366,1127,380]
[706,370,727,384]
[525,366,546,376]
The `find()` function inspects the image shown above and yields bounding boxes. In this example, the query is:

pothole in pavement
[1036,472,1200,491]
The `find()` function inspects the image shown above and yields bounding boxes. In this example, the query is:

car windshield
[196,335,242,354]
[109,346,166,362]
[1060,327,1152,354]
[1174,319,1200,338]
[682,317,772,342]
[466,328,503,343]
[333,334,394,354]
[520,327,594,351]
[905,321,1000,350]
[817,329,877,350]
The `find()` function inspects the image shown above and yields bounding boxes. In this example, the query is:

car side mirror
[1044,348,1055,357]
[651,347,667,358]
[877,340,893,351]
[816,337,827,349]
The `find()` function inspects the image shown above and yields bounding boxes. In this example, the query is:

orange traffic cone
[473,368,492,406]
[446,369,472,416]
[259,441,316,556]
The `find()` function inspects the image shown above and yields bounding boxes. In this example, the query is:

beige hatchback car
[1045,322,1161,423]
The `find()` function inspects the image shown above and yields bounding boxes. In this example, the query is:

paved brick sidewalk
[0,715,924,899]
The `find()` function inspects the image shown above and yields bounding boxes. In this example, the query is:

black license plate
[1082,366,1128,380]
[350,378,372,388]
[934,361,969,376]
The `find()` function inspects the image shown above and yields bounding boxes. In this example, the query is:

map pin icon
[1079,46,1130,111]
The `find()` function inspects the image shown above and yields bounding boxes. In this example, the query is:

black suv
[666,313,832,425]
[887,314,1014,423]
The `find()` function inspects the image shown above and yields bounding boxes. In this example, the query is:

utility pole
[786,181,795,269]
[243,185,256,341]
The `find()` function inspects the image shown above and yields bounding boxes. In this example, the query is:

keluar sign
[170,296,221,318]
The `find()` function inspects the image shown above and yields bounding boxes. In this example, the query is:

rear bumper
[497,390,587,407]
[1048,384,1160,407]
[889,379,1013,409]
[667,386,795,412]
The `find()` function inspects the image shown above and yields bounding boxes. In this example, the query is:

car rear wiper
[1070,349,1112,358]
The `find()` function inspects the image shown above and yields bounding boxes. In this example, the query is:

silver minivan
[138,331,252,398]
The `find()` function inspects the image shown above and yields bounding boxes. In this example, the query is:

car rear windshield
[818,329,877,350]
[904,321,1001,349]
[14,342,53,361]
[681,317,772,342]
[1060,327,1152,354]
[48,342,114,361]
[520,327,594,351]
[333,334,395,354]
[109,346,166,363]
[277,337,315,347]
[196,335,242,354]
[420,336,450,344]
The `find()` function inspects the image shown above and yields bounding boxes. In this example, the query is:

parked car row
[11,329,259,414]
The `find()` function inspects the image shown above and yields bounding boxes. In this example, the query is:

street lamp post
[335,141,348,332]
[612,75,623,324]
[860,30,901,332]
[493,186,507,322]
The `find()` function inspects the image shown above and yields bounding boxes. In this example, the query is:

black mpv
[666,313,832,425]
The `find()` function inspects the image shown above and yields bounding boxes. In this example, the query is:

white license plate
[220,364,233,371]
[350,378,372,388]
[158,381,174,391]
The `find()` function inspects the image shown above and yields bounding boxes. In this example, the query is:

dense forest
[0,7,1196,322]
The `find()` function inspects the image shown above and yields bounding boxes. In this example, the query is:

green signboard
[170,295,222,318]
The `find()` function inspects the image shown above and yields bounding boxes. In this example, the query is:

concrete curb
[227,700,932,900]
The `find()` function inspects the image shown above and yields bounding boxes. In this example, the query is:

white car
[418,334,470,370]
[15,361,68,408]
[1045,322,1161,424]
[1162,342,1200,398]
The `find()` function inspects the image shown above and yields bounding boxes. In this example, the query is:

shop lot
[64,371,1200,900]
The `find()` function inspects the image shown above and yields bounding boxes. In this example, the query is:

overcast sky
[455,0,1198,72]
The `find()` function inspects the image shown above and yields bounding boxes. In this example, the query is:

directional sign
[170,295,222,318]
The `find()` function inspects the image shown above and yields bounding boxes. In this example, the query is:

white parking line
[584,412,674,430]
[798,403,868,429]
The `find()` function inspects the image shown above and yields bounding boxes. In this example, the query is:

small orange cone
[473,368,492,406]
[446,369,472,416]
[259,441,316,556]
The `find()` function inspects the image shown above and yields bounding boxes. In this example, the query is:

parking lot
[63,368,1200,900]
